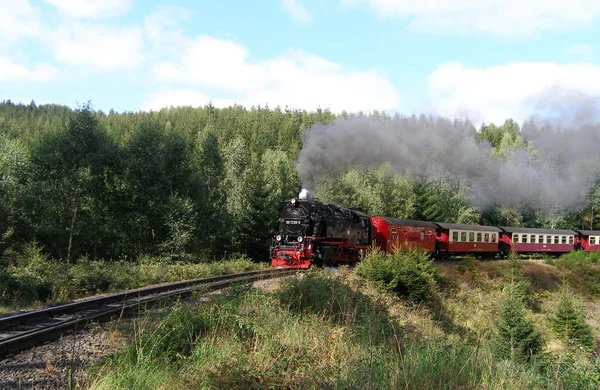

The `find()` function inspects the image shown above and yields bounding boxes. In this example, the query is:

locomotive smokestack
[299,188,310,199]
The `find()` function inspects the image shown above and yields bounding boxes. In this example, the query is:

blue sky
[1,0,599,124]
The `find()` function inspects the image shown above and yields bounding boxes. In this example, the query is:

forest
[1,100,599,264]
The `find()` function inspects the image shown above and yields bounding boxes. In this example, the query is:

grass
[0,244,269,309]
[86,252,600,389]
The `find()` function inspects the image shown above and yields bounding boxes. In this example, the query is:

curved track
[0,269,299,358]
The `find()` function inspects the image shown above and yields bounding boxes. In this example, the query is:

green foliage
[548,285,594,349]
[0,249,266,308]
[159,195,198,256]
[412,176,480,223]
[354,247,437,302]
[550,252,600,296]
[278,269,393,339]
[492,282,543,363]
[556,250,600,268]
[89,267,600,390]
[315,164,416,218]
[130,303,211,363]
[458,256,478,275]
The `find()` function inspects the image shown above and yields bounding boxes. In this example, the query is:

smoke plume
[297,113,600,210]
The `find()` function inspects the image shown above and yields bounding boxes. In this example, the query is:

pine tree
[493,282,543,363]
[548,285,594,349]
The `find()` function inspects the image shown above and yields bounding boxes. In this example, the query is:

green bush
[354,247,437,302]
[0,243,58,305]
[548,285,594,349]
[458,256,477,275]
[492,282,543,363]
[278,269,393,341]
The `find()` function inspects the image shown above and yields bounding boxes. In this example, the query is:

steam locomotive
[270,198,371,268]
[270,198,600,269]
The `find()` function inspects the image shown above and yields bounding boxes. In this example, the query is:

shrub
[458,256,477,275]
[548,285,594,349]
[354,247,436,302]
[278,269,393,341]
[492,282,543,363]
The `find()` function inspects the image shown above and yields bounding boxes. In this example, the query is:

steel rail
[0,268,298,358]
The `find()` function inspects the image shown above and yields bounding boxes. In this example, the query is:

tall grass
[87,270,600,389]
[0,244,268,309]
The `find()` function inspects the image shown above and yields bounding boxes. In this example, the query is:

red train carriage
[499,227,576,255]
[435,223,501,256]
[576,230,600,252]
[371,217,437,253]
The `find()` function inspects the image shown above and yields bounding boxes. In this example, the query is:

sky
[1,0,600,125]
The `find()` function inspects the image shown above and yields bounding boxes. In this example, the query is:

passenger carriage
[577,230,600,252]
[371,217,437,253]
[499,227,577,255]
[435,223,501,256]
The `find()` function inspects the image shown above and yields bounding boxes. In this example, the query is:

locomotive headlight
[297,236,303,243]
[276,235,282,242]
[291,198,296,205]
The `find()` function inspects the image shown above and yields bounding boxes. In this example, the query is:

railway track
[0,268,299,358]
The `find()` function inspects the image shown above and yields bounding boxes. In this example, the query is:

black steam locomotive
[270,198,371,268]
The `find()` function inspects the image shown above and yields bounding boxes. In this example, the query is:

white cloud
[150,36,399,113]
[281,0,312,23]
[144,6,189,54]
[51,23,144,70]
[346,0,600,36]
[0,57,56,81]
[426,61,600,124]
[42,0,132,18]
[0,0,43,46]
[568,43,594,57]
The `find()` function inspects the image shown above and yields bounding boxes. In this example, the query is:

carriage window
[491,233,497,242]
[561,236,567,244]
[538,235,544,243]
[530,235,536,243]
[452,231,459,242]
[420,231,425,241]
[546,235,551,244]
[484,233,490,242]
[523,235,529,243]
[469,232,475,242]
[461,232,467,242]
[568,236,574,244]
[513,234,519,243]
[476,232,482,242]
[554,236,559,244]
[591,237,597,245]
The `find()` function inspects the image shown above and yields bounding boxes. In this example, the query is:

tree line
[0,100,598,263]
